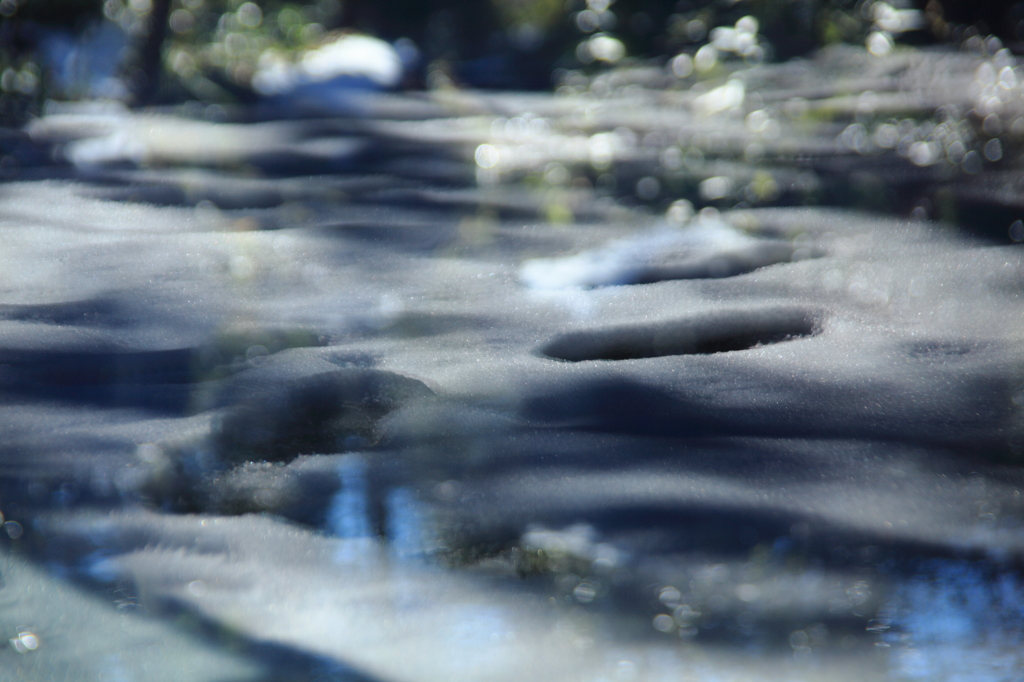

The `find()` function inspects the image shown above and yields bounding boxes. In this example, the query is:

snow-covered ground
[1,44,1023,681]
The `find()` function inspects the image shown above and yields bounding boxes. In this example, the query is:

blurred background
[2,0,1021,120]
[3,0,1024,242]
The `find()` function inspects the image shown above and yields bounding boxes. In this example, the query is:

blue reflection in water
[326,455,374,563]
[386,487,435,562]
[327,456,372,538]
[326,456,434,564]
[884,560,1024,681]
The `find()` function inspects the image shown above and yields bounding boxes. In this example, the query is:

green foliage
[120,0,337,100]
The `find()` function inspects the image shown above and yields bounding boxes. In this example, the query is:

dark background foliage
[2,0,1022,113]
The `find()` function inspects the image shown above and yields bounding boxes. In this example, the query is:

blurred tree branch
[127,0,171,105]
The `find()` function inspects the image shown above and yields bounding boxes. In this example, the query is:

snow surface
[2,46,1024,682]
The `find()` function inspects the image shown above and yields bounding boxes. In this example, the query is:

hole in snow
[539,308,820,362]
